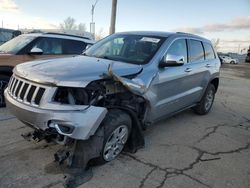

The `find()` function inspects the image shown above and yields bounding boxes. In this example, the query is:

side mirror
[28,47,43,55]
[159,54,185,68]
[82,44,92,53]
[85,44,92,50]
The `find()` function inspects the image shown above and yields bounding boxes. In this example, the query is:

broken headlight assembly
[53,87,90,105]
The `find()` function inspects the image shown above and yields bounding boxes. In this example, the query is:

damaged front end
[5,61,152,186]
[5,64,148,161]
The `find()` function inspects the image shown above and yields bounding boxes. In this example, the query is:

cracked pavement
[0,63,250,188]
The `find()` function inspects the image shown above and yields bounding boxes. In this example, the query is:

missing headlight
[54,87,89,105]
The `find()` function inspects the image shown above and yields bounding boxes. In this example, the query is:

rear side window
[63,39,87,54]
[167,39,188,63]
[189,40,204,62]
[203,43,215,60]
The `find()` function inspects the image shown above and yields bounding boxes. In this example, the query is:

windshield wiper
[100,56,110,59]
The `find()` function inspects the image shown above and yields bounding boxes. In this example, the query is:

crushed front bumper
[4,90,107,140]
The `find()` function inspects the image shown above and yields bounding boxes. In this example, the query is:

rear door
[182,39,208,104]
[203,41,218,87]
[62,39,87,54]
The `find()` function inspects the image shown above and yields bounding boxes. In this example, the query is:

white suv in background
[220,55,239,64]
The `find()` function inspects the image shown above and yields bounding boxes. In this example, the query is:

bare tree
[60,17,87,33]
[78,23,86,32]
[211,38,220,51]
[95,28,106,40]
[60,17,77,30]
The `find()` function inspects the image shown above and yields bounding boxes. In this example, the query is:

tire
[193,84,215,115]
[94,109,132,165]
[0,75,10,108]
[230,61,234,64]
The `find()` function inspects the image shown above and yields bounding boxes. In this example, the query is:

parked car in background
[0,28,21,45]
[220,55,239,64]
[0,32,95,107]
[5,31,220,165]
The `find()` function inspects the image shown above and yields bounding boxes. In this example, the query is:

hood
[14,56,143,87]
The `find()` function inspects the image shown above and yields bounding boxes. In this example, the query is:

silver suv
[5,31,220,165]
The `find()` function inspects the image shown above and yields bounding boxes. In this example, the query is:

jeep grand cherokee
[5,31,220,165]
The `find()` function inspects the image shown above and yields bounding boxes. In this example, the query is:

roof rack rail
[45,32,91,40]
[176,32,195,35]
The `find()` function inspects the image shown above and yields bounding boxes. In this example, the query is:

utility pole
[109,0,117,34]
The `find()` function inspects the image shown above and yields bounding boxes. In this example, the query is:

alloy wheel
[103,125,129,161]
[204,89,214,111]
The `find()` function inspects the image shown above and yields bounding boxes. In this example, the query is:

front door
[22,37,68,62]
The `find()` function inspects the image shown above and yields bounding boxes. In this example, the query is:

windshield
[0,35,36,54]
[85,34,166,65]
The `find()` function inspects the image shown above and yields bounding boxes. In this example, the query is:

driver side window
[31,37,63,55]
[167,39,188,63]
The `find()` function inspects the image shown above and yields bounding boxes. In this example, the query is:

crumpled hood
[14,56,143,87]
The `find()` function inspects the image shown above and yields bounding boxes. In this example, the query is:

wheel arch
[106,106,145,153]
[210,77,219,93]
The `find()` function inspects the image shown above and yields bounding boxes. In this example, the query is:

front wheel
[0,75,10,107]
[94,109,132,164]
[193,84,215,115]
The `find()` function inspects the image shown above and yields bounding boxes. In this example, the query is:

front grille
[8,76,46,106]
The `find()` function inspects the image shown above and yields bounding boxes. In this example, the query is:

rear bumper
[4,89,107,140]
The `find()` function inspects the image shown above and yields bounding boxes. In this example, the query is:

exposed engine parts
[53,79,147,122]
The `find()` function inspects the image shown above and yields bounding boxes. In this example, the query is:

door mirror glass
[160,54,185,67]
[82,44,92,53]
[29,47,43,55]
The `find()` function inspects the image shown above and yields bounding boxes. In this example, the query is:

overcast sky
[0,0,250,53]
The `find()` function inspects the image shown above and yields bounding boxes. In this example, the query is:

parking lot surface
[0,63,250,188]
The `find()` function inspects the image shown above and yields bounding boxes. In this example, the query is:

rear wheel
[94,109,132,164]
[0,75,10,107]
[193,84,215,115]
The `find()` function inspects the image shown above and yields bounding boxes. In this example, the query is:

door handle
[206,64,211,68]
[185,68,192,72]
